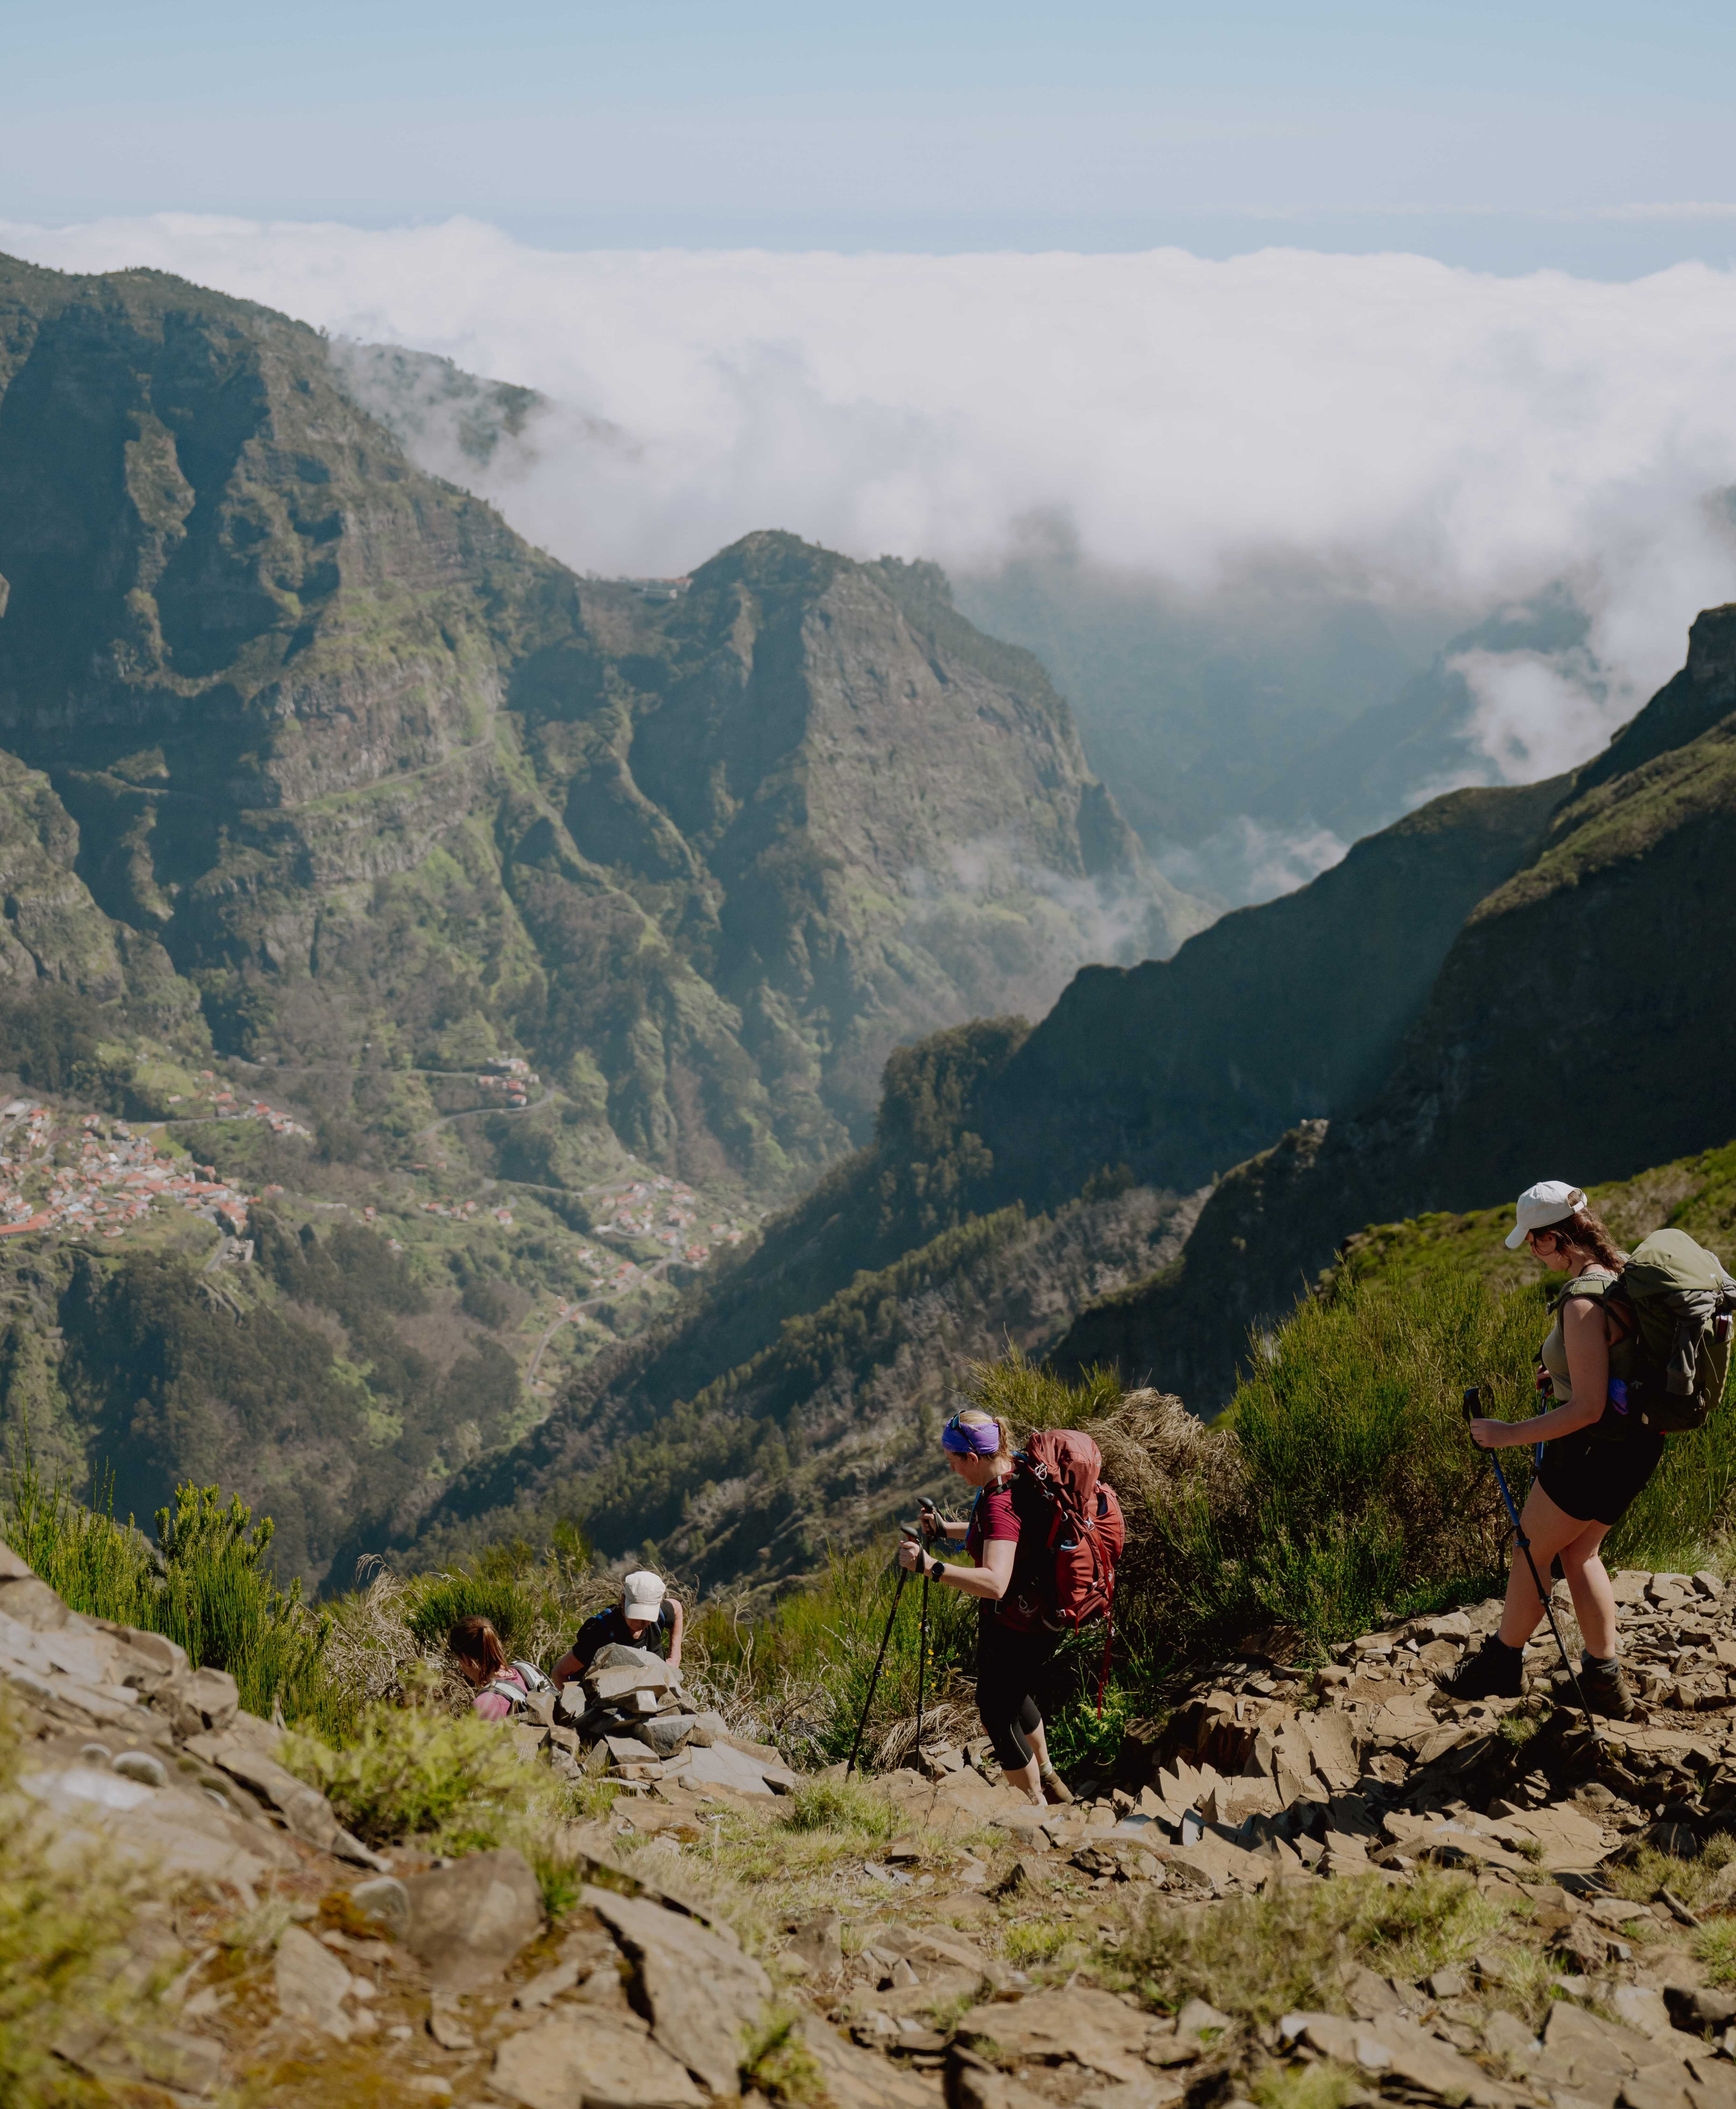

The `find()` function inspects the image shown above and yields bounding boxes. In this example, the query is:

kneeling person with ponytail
[900,1407,1122,1806]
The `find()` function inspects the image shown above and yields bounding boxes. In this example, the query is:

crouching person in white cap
[1441,1180,1653,1719]
[553,1569,683,1686]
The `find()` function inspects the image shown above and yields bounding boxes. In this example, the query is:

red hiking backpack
[996,1429,1125,1635]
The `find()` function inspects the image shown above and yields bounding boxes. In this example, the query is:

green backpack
[1562,1229,1736,1434]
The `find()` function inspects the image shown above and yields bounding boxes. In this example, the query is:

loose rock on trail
[11,1531,1736,2108]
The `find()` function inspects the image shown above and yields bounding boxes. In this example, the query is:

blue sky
[6,0,1736,272]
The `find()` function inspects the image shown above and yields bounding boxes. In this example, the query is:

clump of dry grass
[1114,1871,1510,2023]
[320,1547,620,1723]
[870,1697,979,1772]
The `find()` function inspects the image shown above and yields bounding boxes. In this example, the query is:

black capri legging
[977,1614,1059,1770]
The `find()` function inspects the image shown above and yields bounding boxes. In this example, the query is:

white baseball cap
[621,1569,666,1616]
[1504,1181,1588,1250]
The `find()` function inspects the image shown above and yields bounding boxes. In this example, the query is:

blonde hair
[951,1408,1009,1457]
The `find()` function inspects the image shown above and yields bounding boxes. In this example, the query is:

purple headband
[941,1413,1001,1457]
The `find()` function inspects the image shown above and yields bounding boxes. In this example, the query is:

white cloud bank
[7,213,1736,800]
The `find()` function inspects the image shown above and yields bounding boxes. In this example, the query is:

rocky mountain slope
[17,1508,1736,2109]
[0,250,1193,1193]
[1058,600,1736,1403]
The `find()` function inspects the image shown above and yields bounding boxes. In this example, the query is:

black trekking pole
[1463,1387,1599,1737]
[845,1557,911,1777]
[916,1534,930,1768]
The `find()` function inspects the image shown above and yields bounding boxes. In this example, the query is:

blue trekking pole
[1463,1387,1598,1735]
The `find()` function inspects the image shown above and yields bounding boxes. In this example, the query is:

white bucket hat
[621,1569,666,1617]
[1504,1180,1588,1250]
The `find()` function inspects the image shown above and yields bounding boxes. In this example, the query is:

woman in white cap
[552,1569,684,1685]
[1442,1181,1653,1717]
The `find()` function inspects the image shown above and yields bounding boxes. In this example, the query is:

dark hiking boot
[1578,1655,1636,1719]
[1439,1635,1526,1702]
[1039,1766,1073,1805]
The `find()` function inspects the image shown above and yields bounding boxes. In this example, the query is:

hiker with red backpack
[1444,1181,1736,1718]
[897,1408,1124,1806]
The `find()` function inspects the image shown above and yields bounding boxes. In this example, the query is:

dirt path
[412,1089,554,1140]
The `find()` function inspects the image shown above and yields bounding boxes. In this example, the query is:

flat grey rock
[274,1923,355,2039]
[404,1847,543,1989]
[584,1883,769,2096]
[490,2008,703,2109]
[642,1712,696,1756]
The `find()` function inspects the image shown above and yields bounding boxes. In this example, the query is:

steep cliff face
[974,775,1563,1206]
[0,756,123,997]
[1058,603,1736,1406]
[0,253,1188,1191]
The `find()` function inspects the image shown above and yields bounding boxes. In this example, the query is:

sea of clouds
[9,213,1736,829]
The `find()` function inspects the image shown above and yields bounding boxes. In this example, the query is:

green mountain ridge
[0,249,1208,1585]
[1058,597,1736,1402]
[0,249,1194,1189]
[406,596,1736,1591]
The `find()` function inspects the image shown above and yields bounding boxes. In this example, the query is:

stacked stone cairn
[532,1641,799,1798]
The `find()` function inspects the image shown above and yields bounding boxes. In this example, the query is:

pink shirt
[471,1667,526,1721]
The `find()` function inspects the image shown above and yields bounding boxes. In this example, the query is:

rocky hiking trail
[15,1539,1736,2109]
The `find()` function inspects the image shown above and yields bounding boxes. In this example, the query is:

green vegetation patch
[2,1462,336,1728]
[281,1690,535,1849]
[1117,1871,1507,2025]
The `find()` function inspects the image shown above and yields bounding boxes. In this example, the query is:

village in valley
[0,1048,761,1413]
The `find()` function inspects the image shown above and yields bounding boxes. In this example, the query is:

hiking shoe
[1438,1635,1525,1702]
[1578,1656,1636,1719]
[1039,1767,1073,1805]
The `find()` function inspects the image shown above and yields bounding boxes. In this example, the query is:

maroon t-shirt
[965,1473,1048,1629]
[964,1480,1021,1564]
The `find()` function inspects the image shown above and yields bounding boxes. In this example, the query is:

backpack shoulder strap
[1551,1269,1613,1309]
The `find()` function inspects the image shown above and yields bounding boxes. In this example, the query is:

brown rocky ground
[12,1530,1736,2109]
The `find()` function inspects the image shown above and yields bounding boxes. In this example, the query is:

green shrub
[739,2003,824,2107]
[1696,1920,1736,1988]
[0,1463,338,1731]
[0,1464,156,1630]
[965,1345,1122,1432]
[1250,2063,1368,2109]
[281,1696,530,1848]
[1043,1670,1139,1778]
[154,1484,333,1724]
[1135,1269,1542,1652]
[1002,1919,1075,1967]
[1607,1405,1736,1574]
[400,1570,556,1665]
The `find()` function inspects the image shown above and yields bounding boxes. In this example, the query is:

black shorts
[976,1614,1059,1772]
[1535,1424,1666,1528]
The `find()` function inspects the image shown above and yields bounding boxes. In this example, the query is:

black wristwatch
[929,1556,945,1582]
